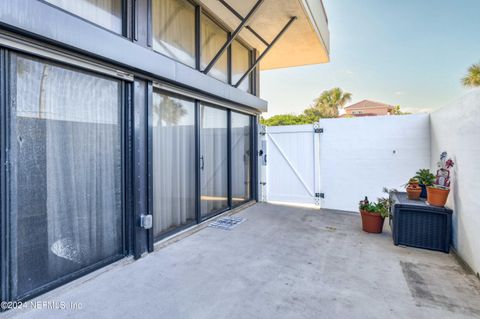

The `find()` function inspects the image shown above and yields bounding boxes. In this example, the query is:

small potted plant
[427,152,454,207]
[359,189,392,233]
[414,169,436,198]
[405,178,422,200]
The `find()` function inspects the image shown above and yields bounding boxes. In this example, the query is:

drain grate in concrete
[209,216,246,230]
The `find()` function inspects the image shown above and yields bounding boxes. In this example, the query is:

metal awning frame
[217,0,270,47]
[203,1,297,88]
[234,16,297,88]
[202,0,264,75]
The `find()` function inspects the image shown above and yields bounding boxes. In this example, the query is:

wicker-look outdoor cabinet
[390,192,453,253]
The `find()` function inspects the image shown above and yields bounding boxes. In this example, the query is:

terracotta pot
[427,186,450,207]
[406,185,422,200]
[360,210,385,233]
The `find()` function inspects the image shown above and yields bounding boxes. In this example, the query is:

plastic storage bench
[390,192,452,253]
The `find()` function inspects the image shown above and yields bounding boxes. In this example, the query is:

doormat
[208,216,246,230]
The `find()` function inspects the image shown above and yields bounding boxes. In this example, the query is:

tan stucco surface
[198,0,330,70]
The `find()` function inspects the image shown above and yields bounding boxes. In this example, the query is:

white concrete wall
[430,89,480,276]
[319,114,431,212]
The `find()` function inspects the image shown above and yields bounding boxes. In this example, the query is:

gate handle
[200,156,205,170]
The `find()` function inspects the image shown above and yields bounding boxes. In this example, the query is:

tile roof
[345,99,395,110]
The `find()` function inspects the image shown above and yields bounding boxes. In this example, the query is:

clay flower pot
[360,210,385,233]
[427,186,450,207]
[406,180,422,200]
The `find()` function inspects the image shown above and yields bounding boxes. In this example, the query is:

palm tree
[308,88,352,118]
[462,63,480,87]
[153,96,187,126]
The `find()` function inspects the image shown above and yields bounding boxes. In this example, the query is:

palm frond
[462,63,480,87]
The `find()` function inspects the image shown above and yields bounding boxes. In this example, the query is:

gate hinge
[260,182,267,186]
[258,125,267,135]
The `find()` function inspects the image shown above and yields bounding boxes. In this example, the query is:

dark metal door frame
[0,49,132,302]
[0,48,11,306]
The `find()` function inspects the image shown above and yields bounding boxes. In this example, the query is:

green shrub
[414,169,436,186]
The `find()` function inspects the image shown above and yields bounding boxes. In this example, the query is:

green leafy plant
[375,199,390,218]
[390,105,411,115]
[462,62,480,87]
[359,201,376,212]
[308,87,352,119]
[359,188,396,218]
[261,87,353,126]
[403,177,419,188]
[359,201,389,218]
[260,114,313,126]
[414,169,436,186]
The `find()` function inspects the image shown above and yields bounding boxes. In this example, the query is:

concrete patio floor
[3,203,480,319]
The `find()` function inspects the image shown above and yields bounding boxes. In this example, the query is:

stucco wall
[319,114,431,212]
[430,89,480,276]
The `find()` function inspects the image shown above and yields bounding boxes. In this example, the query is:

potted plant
[427,152,454,207]
[405,178,422,200]
[414,169,436,198]
[359,190,392,233]
[427,185,450,207]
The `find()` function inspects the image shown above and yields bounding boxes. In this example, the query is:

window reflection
[231,112,251,205]
[13,55,123,297]
[152,0,196,68]
[232,40,251,92]
[201,14,228,83]
[152,91,196,237]
[45,0,122,33]
[200,105,228,216]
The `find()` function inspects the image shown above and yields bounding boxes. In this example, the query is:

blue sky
[260,0,480,116]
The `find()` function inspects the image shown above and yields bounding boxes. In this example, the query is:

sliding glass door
[152,90,196,238]
[231,112,252,206]
[149,91,254,239]
[10,54,124,298]
[200,104,228,217]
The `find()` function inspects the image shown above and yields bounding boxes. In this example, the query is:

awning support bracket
[203,0,264,75]
[218,0,270,47]
[234,16,297,88]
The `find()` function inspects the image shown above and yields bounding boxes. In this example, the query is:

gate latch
[315,193,325,199]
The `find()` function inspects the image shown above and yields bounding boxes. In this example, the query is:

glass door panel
[200,104,228,217]
[11,55,123,298]
[231,112,251,205]
[152,90,196,238]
